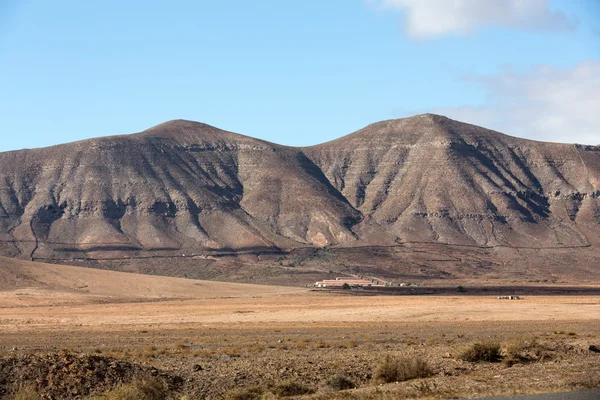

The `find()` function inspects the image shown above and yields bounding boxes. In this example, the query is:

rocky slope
[305,114,600,248]
[0,114,598,262]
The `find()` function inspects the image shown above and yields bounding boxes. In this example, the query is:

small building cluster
[314,277,392,288]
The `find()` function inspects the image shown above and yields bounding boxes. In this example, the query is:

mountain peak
[312,113,493,148]
[143,119,214,133]
[409,113,449,122]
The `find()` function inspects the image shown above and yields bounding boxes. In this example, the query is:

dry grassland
[0,258,599,399]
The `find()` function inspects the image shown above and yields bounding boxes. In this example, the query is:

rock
[589,345,600,353]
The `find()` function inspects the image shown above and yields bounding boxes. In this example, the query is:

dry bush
[295,341,307,351]
[410,381,456,399]
[272,379,316,397]
[315,340,331,349]
[321,374,356,391]
[11,386,42,400]
[242,344,264,354]
[95,377,168,400]
[336,340,358,349]
[569,372,600,390]
[193,349,215,358]
[457,341,502,363]
[223,346,242,358]
[222,386,264,400]
[503,337,551,366]
[373,355,432,384]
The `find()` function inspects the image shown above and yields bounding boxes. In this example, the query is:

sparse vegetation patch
[272,379,316,397]
[322,374,356,391]
[457,341,502,363]
[94,377,169,400]
[373,355,432,384]
[503,337,552,366]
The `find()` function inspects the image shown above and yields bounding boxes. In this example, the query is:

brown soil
[0,259,598,399]
[1,296,599,397]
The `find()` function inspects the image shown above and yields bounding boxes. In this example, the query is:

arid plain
[1,257,599,399]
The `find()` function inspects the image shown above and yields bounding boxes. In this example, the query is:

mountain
[0,120,359,260]
[305,114,600,248]
[0,114,599,282]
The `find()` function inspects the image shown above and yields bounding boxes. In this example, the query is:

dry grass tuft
[569,372,600,390]
[373,355,432,384]
[94,377,168,400]
[272,379,316,397]
[223,346,242,358]
[336,339,358,349]
[503,337,552,366]
[11,386,42,400]
[321,374,356,391]
[410,381,456,398]
[222,386,265,400]
[457,341,502,363]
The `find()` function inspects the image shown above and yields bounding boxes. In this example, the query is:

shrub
[223,346,242,358]
[410,381,456,398]
[272,380,315,397]
[569,372,600,390]
[457,341,502,362]
[96,377,169,400]
[504,338,550,366]
[222,386,265,400]
[337,339,358,349]
[373,355,432,384]
[322,374,356,391]
[294,341,307,351]
[11,386,42,400]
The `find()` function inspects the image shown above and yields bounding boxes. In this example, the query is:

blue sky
[0,0,598,151]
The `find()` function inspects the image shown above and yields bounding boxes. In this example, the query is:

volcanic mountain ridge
[0,114,599,266]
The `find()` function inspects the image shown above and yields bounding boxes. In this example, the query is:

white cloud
[375,0,577,39]
[432,61,600,145]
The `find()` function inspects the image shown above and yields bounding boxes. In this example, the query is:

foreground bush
[504,337,551,366]
[11,386,42,400]
[322,374,356,391]
[373,355,432,384]
[94,378,168,400]
[272,379,316,397]
[222,386,265,400]
[457,341,502,362]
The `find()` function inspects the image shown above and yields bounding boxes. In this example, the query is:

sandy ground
[1,292,599,328]
[1,258,599,399]
[0,255,301,302]
[1,256,598,329]
[1,290,599,400]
